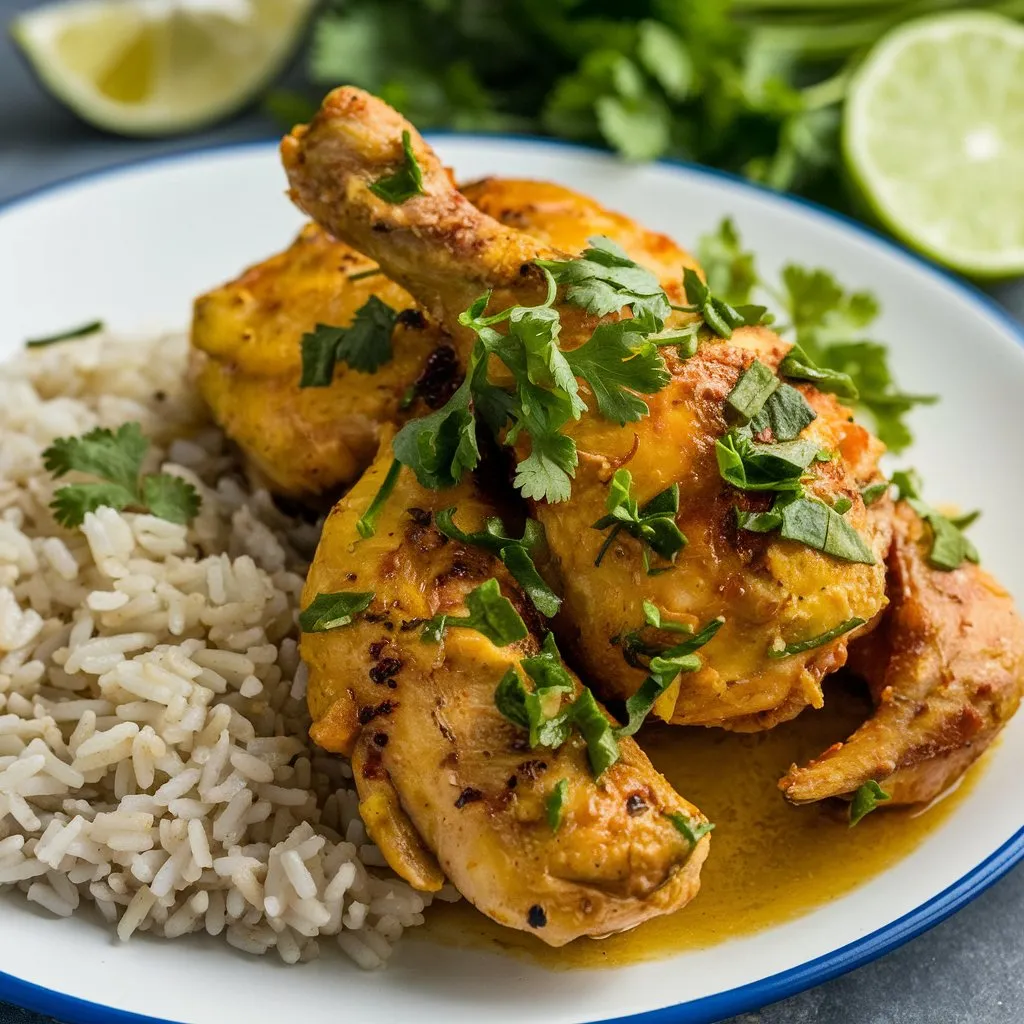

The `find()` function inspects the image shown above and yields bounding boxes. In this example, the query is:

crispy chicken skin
[301,439,710,945]
[781,501,1024,806]
[191,179,696,499]
[282,87,890,731]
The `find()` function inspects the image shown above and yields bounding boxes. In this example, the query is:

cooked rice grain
[0,332,455,966]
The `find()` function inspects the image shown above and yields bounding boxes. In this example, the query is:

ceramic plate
[1,138,1023,1024]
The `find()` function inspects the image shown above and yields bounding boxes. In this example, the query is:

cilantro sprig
[849,780,891,826]
[300,296,398,386]
[892,470,979,571]
[592,469,685,573]
[699,219,935,452]
[421,578,528,646]
[368,130,425,204]
[43,423,201,529]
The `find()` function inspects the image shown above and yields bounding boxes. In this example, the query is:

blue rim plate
[1,135,1023,1024]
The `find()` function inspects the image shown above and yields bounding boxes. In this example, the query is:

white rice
[0,331,457,966]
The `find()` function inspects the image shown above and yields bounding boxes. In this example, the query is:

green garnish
[300,296,398,386]
[716,432,820,493]
[698,220,935,452]
[26,319,104,347]
[434,508,561,617]
[546,778,569,832]
[368,130,424,203]
[778,342,857,401]
[892,470,979,571]
[422,578,527,646]
[860,481,889,506]
[356,459,401,539]
[495,632,620,778]
[677,267,770,339]
[299,591,375,632]
[535,235,670,328]
[665,811,715,846]
[725,360,778,423]
[43,423,201,529]
[347,266,381,282]
[697,217,755,308]
[849,780,891,826]
[615,617,723,737]
[736,493,876,564]
[751,385,817,442]
[641,600,692,635]
[592,469,685,571]
[833,496,853,515]
[768,616,865,659]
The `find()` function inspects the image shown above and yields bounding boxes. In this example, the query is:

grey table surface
[2,2,1024,1022]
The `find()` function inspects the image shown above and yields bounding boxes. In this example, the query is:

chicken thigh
[301,437,710,945]
[282,87,890,732]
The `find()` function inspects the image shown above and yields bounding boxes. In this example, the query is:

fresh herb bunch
[273,0,1022,201]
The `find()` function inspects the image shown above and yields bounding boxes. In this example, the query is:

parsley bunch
[42,424,201,529]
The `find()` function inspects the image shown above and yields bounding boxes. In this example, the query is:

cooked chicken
[282,87,890,732]
[191,180,696,499]
[301,436,710,945]
[781,501,1024,807]
[190,224,454,498]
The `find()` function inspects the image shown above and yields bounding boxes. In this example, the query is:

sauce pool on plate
[422,679,978,967]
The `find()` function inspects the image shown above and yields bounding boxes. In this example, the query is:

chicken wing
[282,88,890,732]
[780,501,1024,807]
[301,437,709,945]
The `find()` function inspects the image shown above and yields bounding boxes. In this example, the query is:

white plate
[1,138,1023,1024]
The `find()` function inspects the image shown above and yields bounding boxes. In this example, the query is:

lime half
[11,0,315,137]
[844,12,1024,277]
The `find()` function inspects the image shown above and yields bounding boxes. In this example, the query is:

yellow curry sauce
[422,678,978,967]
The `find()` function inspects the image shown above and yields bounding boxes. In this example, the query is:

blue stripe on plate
[1,135,1023,1024]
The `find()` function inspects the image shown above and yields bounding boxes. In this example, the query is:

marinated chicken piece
[191,180,695,499]
[301,438,710,945]
[191,224,453,497]
[283,87,890,731]
[781,501,1024,807]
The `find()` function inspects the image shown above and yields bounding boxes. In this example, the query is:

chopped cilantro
[892,470,979,571]
[25,320,104,348]
[666,811,714,846]
[356,459,401,539]
[678,267,770,339]
[849,780,891,826]
[546,778,569,832]
[421,578,527,646]
[861,481,889,506]
[592,469,686,571]
[299,591,375,632]
[778,342,857,401]
[716,431,820,492]
[697,217,755,307]
[368,130,424,203]
[42,423,200,529]
[768,617,865,659]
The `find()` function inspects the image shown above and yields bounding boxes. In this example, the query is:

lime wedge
[11,0,315,136]
[844,12,1024,277]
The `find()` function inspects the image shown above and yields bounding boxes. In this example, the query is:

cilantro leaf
[368,130,425,203]
[42,423,201,529]
[697,218,756,307]
[434,507,562,617]
[861,481,889,506]
[666,811,714,846]
[300,296,398,386]
[43,423,148,494]
[750,384,817,442]
[422,578,527,646]
[849,780,890,827]
[570,687,620,777]
[716,431,819,492]
[50,482,138,528]
[545,778,569,832]
[636,20,693,101]
[513,431,577,504]
[563,320,671,424]
[392,375,479,490]
[356,459,401,539]
[681,268,769,339]
[299,591,375,632]
[593,469,686,569]
[140,475,201,526]
[725,360,778,423]
[779,342,857,401]
[536,236,671,328]
[892,470,979,571]
[768,617,865,659]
